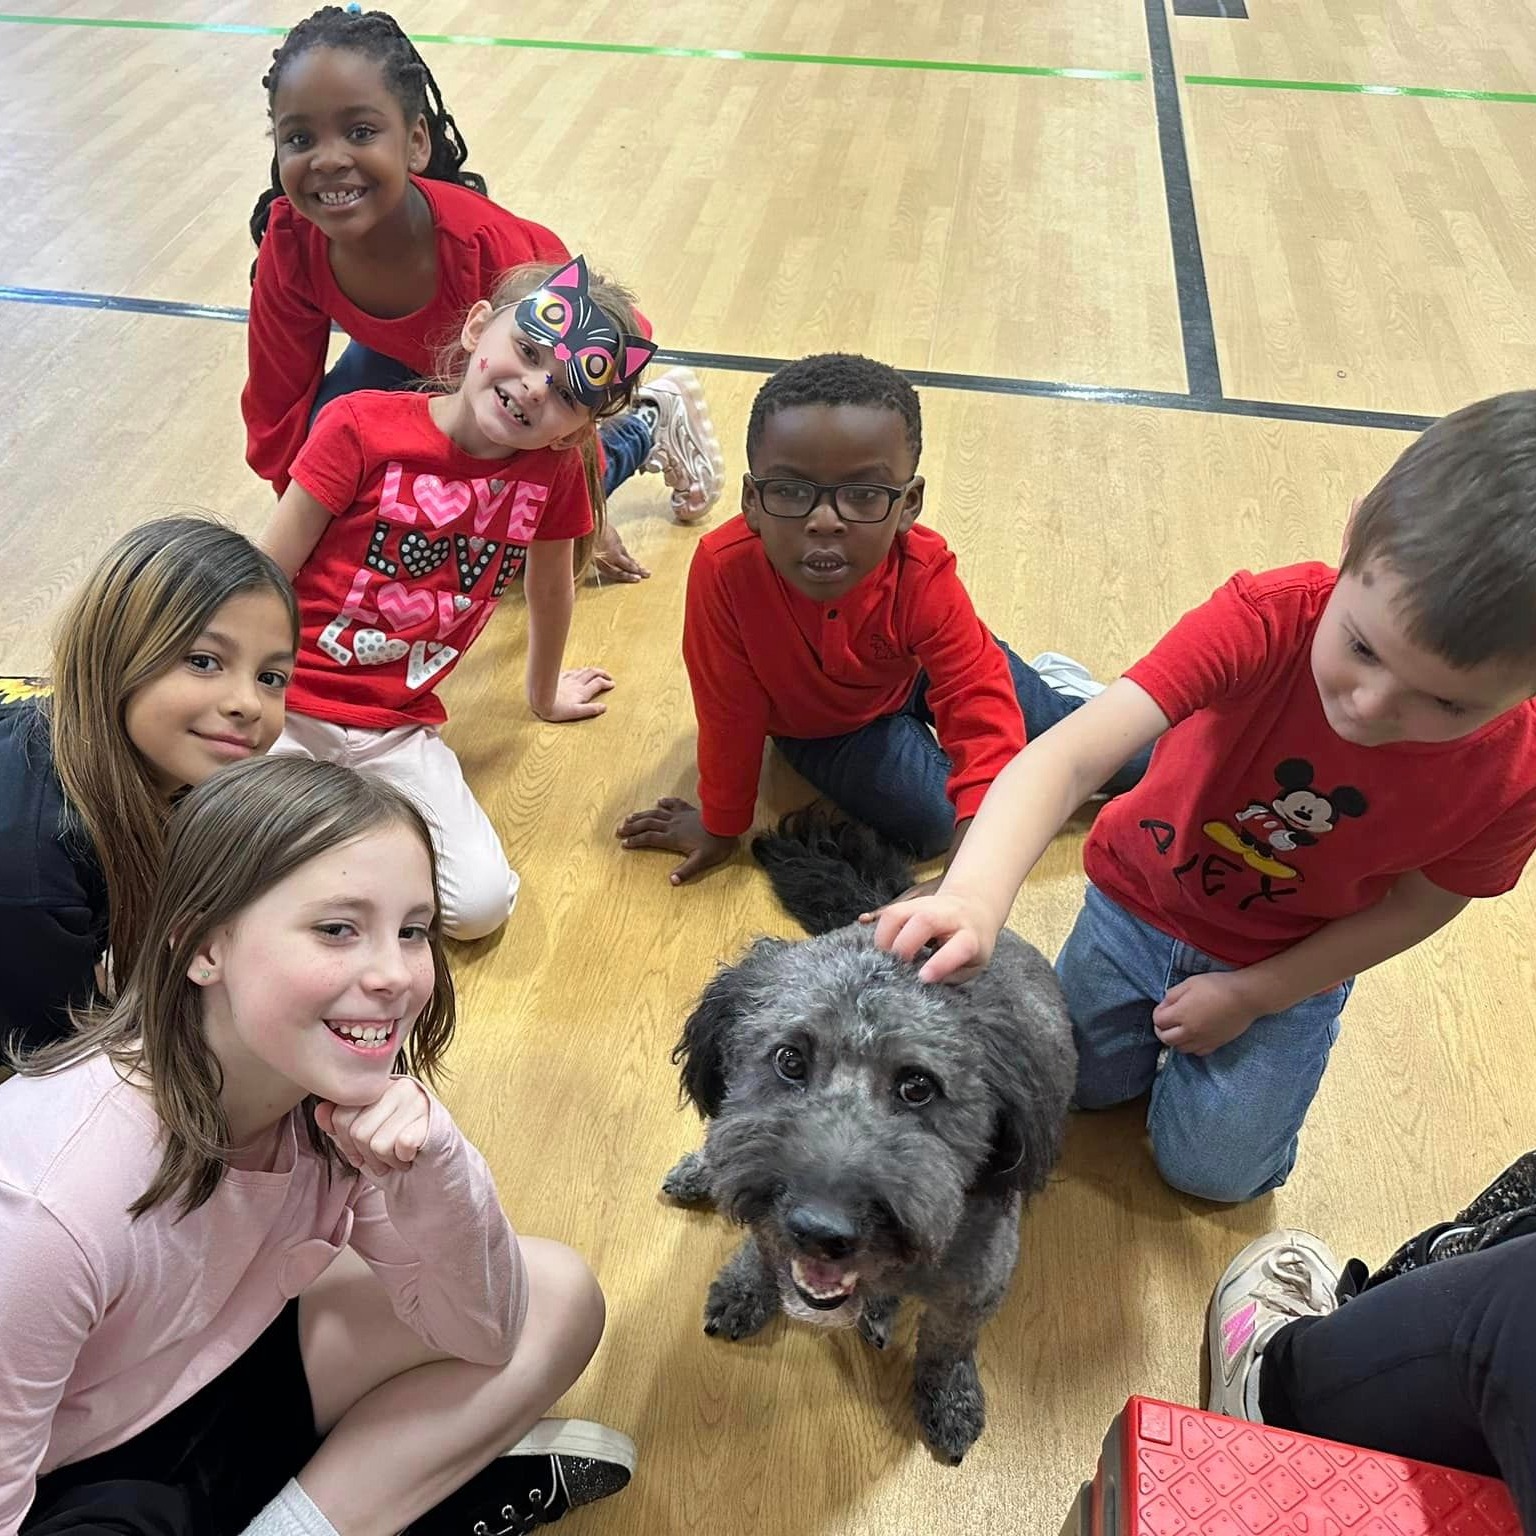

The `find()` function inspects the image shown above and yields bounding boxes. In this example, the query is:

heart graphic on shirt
[468,536,487,553]
[454,594,471,612]
[376,582,436,628]
[412,475,472,529]
[399,531,451,578]
[354,629,409,666]
[490,480,505,493]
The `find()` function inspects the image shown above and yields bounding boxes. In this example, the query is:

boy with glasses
[617,352,1143,884]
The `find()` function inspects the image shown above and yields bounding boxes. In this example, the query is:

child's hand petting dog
[1152,970,1263,1056]
[316,1078,431,1177]
[868,890,997,983]
[616,797,739,884]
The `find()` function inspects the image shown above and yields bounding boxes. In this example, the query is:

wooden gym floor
[3,0,1535,1530]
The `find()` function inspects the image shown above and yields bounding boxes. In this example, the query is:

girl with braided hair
[243,6,723,580]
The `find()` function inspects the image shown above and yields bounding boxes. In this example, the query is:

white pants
[271,713,518,941]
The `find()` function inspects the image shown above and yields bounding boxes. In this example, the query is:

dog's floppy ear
[971,1008,1074,1199]
[671,938,787,1119]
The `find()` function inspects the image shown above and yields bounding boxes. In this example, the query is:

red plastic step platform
[1060,1397,1520,1536]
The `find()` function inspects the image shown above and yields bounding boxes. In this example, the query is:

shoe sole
[501,1418,637,1475]
[1201,1273,1225,1414]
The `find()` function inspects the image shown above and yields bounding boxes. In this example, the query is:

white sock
[240,1479,341,1536]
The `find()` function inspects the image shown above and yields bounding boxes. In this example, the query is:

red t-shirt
[286,391,592,730]
[243,177,569,493]
[684,517,1025,837]
[1086,563,1536,965]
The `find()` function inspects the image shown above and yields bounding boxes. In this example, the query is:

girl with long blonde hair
[260,257,648,942]
[2,755,633,1536]
[0,516,297,1056]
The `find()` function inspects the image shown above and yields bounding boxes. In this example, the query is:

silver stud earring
[198,969,211,981]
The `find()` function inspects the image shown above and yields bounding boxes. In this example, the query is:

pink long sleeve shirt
[0,1055,526,1535]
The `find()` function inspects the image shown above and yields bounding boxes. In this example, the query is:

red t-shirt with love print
[285,390,592,729]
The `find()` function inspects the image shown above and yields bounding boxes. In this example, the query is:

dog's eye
[896,1071,937,1107]
[773,1045,807,1083]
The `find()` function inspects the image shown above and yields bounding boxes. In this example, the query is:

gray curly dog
[662,813,1076,1464]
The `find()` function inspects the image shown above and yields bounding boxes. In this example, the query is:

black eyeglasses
[747,476,913,523]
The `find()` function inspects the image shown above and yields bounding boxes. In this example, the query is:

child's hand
[867,892,998,984]
[592,523,650,583]
[535,666,616,722]
[316,1078,432,1177]
[1152,972,1263,1056]
[616,797,739,884]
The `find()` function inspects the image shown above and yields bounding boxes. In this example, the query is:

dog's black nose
[785,1202,858,1259]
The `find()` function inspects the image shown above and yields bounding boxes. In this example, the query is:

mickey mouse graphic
[1203,757,1368,881]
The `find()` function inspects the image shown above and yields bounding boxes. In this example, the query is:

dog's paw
[703,1274,778,1341]
[661,1150,715,1206]
[914,1354,986,1465]
[857,1294,900,1351]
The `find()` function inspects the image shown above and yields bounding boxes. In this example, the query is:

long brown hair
[41,517,298,994]
[13,756,458,1216]
[432,260,649,579]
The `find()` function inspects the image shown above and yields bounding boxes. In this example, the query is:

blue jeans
[773,642,1151,859]
[309,340,651,495]
[1057,882,1353,1204]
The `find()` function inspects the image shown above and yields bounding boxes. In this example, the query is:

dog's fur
[663,813,1076,1463]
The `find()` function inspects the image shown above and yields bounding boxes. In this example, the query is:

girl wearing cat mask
[260,258,650,940]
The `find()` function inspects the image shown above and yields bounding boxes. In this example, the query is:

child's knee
[522,1238,607,1362]
[438,858,520,941]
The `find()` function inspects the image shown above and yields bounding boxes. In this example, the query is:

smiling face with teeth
[431,300,597,460]
[272,46,430,248]
[742,403,925,603]
[194,822,440,1143]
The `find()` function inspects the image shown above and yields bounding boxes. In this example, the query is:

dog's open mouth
[790,1257,860,1310]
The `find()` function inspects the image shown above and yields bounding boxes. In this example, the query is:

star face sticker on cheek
[479,357,488,372]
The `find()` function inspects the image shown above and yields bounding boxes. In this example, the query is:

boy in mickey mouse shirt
[876,391,1536,1204]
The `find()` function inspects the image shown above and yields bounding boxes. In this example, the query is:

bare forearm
[939,732,1099,927]
[524,552,574,717]
[1240,872,1469,1013]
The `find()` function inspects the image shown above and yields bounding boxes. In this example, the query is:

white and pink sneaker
[1205,1229,1342,1420]
[638,368,724,523]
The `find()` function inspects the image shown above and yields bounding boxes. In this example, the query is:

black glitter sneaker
[1339,1150,1536,1298]
[407,1419,635,1535]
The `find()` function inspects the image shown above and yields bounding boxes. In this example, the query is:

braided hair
[249,6,485,263]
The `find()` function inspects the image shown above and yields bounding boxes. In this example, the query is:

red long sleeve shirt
[242,177,569,493]
[684,517,1025,838]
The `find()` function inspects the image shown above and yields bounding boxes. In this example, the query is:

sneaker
[1205,1230,1341,1421]
[637,369,724,523]
[408,1419,635,1535]
[1028,651,1105,702]
[1368,1150,1536,1289]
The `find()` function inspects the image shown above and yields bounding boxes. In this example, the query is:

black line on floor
[0,282,1433,433]
[1142,0,1224,398]
[1172,0,1248,18]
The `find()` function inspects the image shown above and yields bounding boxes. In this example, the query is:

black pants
[1261,1233,1536,1529]
[21,1303,318,1536]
